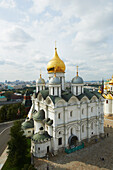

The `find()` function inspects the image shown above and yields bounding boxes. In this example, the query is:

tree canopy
[8,121,28,167]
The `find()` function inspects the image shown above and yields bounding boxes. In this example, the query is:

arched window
[70,111,73,117]
[58,113,61,119]
[82,108,84,114]
[82,125,84,132]
[91,122,93,130]
[91,107,93,112]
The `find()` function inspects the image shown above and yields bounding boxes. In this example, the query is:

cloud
[0,0,16,8]
[8,27,34,43]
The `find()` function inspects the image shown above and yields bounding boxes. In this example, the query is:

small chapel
[22,45,104,158]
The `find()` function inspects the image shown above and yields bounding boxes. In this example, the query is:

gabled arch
[68,96,79,105]
[55,98,67,107]
[37,92,44,102]
[91,95,98,102]
[45,96,54,107]
[80,96,89,103]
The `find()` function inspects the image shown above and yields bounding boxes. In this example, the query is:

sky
[0,0,113,82]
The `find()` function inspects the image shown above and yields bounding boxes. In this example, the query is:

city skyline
[0,0,113,81]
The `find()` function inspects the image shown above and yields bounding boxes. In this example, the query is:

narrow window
[91,122,93,130]
[57,87,59,96]
[91,107,93,112]
[38,148,40,151]
[81,86,82,93]
[58,138,62,145]
[82,108,84,114]
[53,87,54,95]
[71,128,73,135]
[106,100,108,104]
[58,113,60,119]
[82,125,84,133]
[70,111,72,117]
[76,86,78,95]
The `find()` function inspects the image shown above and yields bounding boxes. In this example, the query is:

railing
[65,143,84,154]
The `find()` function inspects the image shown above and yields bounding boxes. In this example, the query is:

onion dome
[36,74,45,84]
[31,130,52,143]
[49,74,60,85]
[109,75,113,85]
[21,119,34,130]
[43,118,53,126]
[72,66,84,84]
[106,94,113,99]
[47,47,65,73]
[33,109,45,121]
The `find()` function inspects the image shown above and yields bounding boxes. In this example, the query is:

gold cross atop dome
[55,41,56,49]
[76,65,79,77]
[40,69,42,78]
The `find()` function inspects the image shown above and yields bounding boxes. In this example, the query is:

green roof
[43,118,53,126]
[40,90,49,99]
[32,130,52,143]
[21,119,34,130]
[49,95,61,104]
[61,91,73,102]
[92,91,102,99]
[33,109,45,121]
[0,96,6,99]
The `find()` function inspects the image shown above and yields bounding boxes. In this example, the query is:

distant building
[22,90,32,114]
[0,96,7,102]
[101,76,113,116]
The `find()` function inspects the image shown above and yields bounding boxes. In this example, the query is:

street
[0,122,13,156]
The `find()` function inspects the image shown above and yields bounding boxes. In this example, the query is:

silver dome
[72,76,84,84]
[49,76,60,85]
[36,78,45,84]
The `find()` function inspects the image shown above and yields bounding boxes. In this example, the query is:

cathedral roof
[31,130,52,143]
[47,47,66,73]
[72,76,84,84]
[49,75,60,85]
[43,118,53,126]
[33,109,45,121]
[71,66,84,84]
[21,119,34,130]
[36,74,45,84]
[36,89,102,104]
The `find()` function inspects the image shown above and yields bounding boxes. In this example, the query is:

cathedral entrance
[68,135,78,148]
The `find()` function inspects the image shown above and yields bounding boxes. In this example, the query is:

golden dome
[106,94,113,99]
[109,78,113,85]
[47,48,66,73]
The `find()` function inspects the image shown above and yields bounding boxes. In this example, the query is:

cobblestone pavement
[34,119,113,170]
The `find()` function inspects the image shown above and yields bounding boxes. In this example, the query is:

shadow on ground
[34,126,113,170]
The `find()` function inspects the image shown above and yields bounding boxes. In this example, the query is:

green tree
[4,91,13,101]
[8,121,28,167]
[0,105,9,122]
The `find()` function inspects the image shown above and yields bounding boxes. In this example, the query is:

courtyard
[34,119,113,170]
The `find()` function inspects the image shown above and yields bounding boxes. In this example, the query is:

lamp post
[46,154,49,170]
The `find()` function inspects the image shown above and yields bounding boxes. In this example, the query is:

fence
[65,142,84,154]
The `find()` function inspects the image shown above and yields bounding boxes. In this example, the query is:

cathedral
[101,76,113,116]
[22,46,104,158]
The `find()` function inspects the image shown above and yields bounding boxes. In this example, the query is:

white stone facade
[23,48,104,158]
